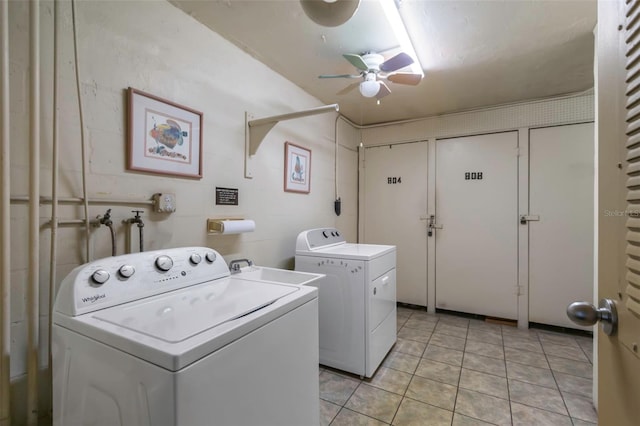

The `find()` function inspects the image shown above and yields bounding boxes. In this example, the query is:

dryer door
[367,267,397,377]
[369,268,396,332]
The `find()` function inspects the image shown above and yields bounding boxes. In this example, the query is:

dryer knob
[190,253,202,265]
[91,269,110,285]
[205,252,217,263]
[322,231,329,238]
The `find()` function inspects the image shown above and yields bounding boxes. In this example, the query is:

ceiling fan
[319,51,423,100]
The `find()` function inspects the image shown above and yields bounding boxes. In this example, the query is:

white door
[529,123,594,329]
[594,0,640,423]
[363,142,428,306]
[435,132,518,319]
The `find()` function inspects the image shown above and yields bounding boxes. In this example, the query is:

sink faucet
[229,258,253,273]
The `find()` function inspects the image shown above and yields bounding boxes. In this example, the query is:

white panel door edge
[427,138,437,314]
[517,128,529,329]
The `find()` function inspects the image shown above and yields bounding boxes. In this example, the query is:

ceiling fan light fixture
[359,80,380,98]
[300,0,361,27]
[379,0,424,78]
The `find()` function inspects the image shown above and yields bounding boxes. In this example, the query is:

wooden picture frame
[127,87,203,179]
[284,141,311,194]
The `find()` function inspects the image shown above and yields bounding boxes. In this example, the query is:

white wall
[7,1,358,424]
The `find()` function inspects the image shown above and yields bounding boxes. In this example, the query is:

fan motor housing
[361,53,384,71]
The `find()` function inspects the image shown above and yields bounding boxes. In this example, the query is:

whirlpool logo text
[82,294,106,304]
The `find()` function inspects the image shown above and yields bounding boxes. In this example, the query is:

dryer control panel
[54,247,229,316]
[296,228,346,250]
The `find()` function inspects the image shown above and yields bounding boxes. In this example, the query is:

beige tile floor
[319,306,597,426]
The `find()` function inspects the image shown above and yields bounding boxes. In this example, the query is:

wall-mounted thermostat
[152,193,176,213]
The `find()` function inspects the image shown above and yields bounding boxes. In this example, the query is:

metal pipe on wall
[10,195,155,206]
[27,0,40,424]
[71,0,91,263]
[48,0,61,414]
[0,0,11,422]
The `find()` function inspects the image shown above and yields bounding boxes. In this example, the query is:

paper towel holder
[207,218,254,234]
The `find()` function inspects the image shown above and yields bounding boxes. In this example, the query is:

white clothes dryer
[53,247,320,426]
[295,228,396,378]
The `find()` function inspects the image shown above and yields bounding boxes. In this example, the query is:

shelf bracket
[244,104,339,178]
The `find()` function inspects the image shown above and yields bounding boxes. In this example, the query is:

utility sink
[233,266,324,286]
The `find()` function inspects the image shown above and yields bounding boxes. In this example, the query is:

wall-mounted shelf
[245,104,339,178]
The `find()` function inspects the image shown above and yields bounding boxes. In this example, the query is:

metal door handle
[567,298,618,336]
[428,215,443,237]
[520,215,540,225]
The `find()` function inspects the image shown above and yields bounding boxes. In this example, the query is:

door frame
[517,128,529,329]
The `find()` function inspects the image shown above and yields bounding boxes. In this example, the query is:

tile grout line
[449,320,467,425]
[502,323,515,426]
[539,331,577,420]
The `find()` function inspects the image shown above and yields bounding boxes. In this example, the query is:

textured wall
[7,1,358,423]
[360,91,594,146]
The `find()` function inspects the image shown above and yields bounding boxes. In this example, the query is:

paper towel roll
[210,219,255,234]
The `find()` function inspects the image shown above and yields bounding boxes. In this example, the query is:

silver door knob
[566,298,618,336]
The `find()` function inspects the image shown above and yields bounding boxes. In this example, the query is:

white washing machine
[295,228,396,378]
[53,247,319,426]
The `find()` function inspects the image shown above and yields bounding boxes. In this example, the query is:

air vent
[625,0,640,316]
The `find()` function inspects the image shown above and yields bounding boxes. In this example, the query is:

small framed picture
[127,87,203,179]
[284,141,311,194]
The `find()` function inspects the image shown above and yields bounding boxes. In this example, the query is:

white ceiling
[171,0,596,125]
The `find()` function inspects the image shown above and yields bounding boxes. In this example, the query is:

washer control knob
[205,252,217,263]
[322,231,329,238]
[91,269,110,285]
[190,253,202,265]
[155,255,174,271]
[118,265,135,278]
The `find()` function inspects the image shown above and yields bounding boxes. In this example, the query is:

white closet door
[529,123,594,329]
[363,142,428,306]
[435,131,519,319]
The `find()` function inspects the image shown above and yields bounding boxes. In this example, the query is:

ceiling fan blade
[337,82,360,95]
[380,52,413,73]
[376,81,391,99]
[387,72,423,86]
[343,53,369,71]
[318,74,362,78]
[319,73,361,79]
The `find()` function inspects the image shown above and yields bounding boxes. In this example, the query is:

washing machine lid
[92,278,297,343]
[54,277,317,371]
[297,243,395,261]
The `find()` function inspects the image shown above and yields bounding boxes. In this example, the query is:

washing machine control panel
[55,247,230,316]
